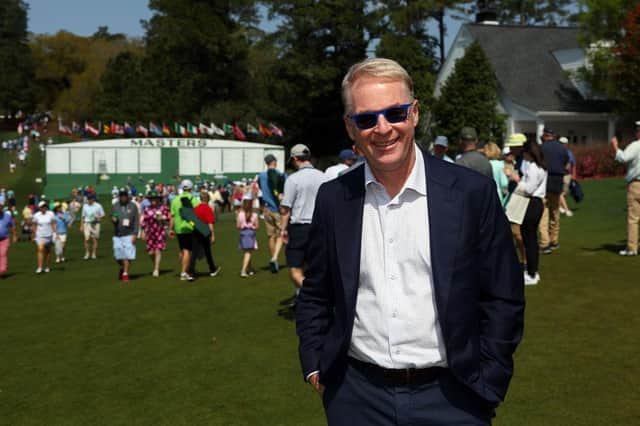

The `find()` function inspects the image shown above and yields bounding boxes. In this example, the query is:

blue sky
[26,0,153,37]
[26,0,462,52]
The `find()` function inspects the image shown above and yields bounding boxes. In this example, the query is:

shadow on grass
[581,242,626,254]
[277,306,295,321]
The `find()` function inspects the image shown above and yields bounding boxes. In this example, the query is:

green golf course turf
[0,154,639,424]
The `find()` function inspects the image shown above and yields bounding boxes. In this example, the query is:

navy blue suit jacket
[296,152,525,407]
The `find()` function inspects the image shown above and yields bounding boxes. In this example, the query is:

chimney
[475,0,499,25]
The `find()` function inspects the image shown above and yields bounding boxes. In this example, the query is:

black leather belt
[348,357,444,386]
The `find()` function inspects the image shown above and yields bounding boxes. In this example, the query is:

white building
[434,24,616,144]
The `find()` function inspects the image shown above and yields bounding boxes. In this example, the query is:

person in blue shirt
[558,136,576,218]
[258,154,286,273]
[0,207,17,277]
[53,204,73,263]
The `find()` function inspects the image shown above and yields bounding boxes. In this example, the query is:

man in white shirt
[612,121,640,256]
[296,58,524,425]
[280,144,326,292]
[80,193,105,260]
[325,149,356,180]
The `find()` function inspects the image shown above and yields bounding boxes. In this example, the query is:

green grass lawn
[0,178,638,425]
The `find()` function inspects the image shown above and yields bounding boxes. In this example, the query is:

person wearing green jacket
[169,179,200,281]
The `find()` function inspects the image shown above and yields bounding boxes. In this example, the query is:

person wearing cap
[325,148,357,181]
[611,121,640,256]
[111,188,139,282]
[169,179,199,281]
[0,204,17,277]
[297,58,523,425]
[558,136,576,218]
[141,190,171,277]
[32,201,58,274]
[258,153,286,273]
[280,143,326,293]
[79,193,105,260]
[455,126,493,178]
[503,133,527,266]
[539,127,570,254]
[432,135,453,163]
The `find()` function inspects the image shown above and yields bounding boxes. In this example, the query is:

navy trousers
[323,363,494,426]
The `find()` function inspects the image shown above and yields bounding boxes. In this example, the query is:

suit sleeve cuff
[305,370,320,382]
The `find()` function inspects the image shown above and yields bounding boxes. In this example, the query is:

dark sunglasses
[349,103,414,130]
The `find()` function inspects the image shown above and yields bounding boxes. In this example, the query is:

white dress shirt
[348,148,447,369]
[615,140,640,183]
[517,160,547,199]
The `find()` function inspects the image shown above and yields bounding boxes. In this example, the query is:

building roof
[465,24,611,114]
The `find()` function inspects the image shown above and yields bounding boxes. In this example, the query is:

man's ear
[411,101,420,127]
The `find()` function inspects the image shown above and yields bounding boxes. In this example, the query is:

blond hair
[483,142,502,160]
[341,58,414,115]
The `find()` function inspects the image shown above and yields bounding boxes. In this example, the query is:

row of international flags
[57,120,284,140]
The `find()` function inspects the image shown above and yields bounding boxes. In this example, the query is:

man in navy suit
[296,58,525,425]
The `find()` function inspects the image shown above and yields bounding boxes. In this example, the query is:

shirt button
[390,275,396,280]
[389,238,394,244]
[392,311,398,318]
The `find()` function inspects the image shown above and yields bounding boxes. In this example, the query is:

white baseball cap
[502,147,511,155]
[290,144,310,159]
[434,136,448,147]
[559,136,569,144]
[181,179,193,190]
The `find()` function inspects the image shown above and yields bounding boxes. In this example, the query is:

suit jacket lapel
[425,154,461,325]
[334,165,365,306]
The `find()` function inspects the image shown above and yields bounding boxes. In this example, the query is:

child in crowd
[236,193,259,278]
[53,203,72,263]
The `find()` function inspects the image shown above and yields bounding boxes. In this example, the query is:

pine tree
[0,0,35,113]
[431,41,505,147]
[265,0,369,155]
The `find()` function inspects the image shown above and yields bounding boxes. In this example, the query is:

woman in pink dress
[141,191,170,277]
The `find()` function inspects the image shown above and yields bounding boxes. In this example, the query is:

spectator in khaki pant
[612,121,640,256]
[539,128,569,254]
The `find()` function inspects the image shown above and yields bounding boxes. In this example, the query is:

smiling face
[344,77,418,176]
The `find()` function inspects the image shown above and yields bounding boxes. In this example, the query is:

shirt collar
[364,145,427,197]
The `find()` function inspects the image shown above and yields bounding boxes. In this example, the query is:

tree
[142,0,257,121]
[93,51,152,121]
[605,4,640,113]
[575,1,638,112]
[30,31,142,118]
[0,0,35,113]
[92,26,127,41]
[431,41,505,147]
[265,0,369,155]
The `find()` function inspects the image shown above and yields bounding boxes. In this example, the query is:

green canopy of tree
[575,0,638,112]
[431,41,505,147]
[141,0,257,121]
[265,0,370,155]
[0,0,35,113]
[93,51,151,122]
[30,31,142,119]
